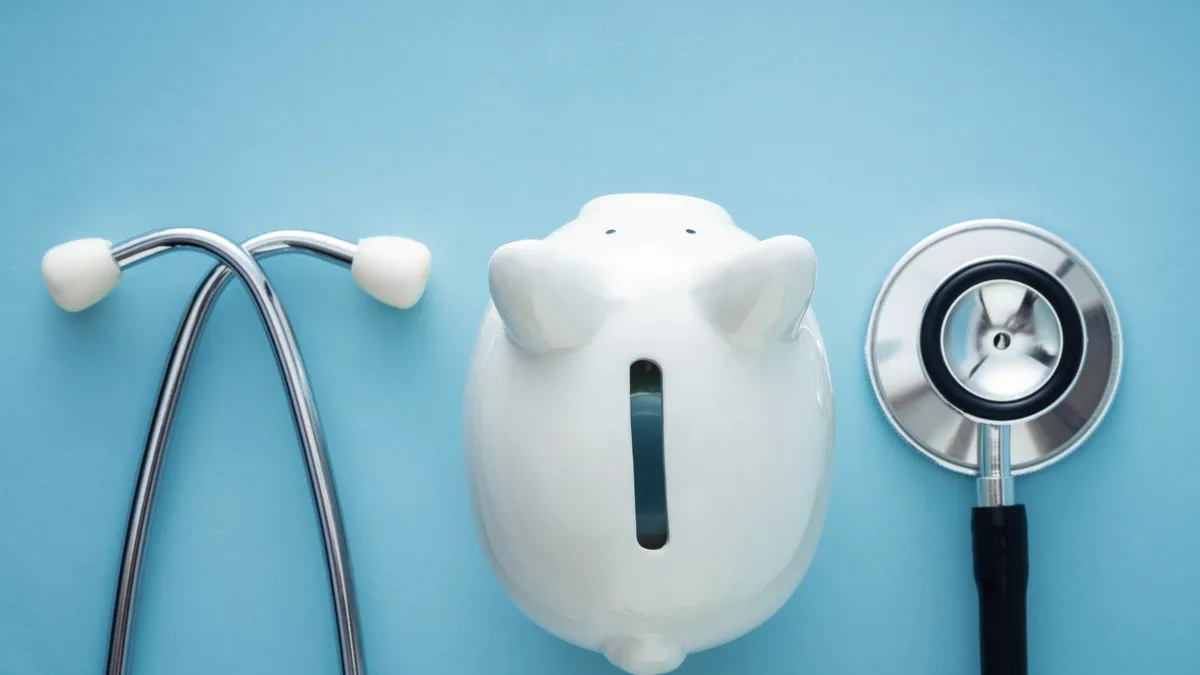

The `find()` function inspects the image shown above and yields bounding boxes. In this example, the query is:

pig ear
[488,240,609,353]
[695,235,817,348]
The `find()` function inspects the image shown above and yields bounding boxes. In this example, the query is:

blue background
[2,2,1197,674]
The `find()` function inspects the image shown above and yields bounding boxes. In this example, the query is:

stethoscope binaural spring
[41,228,431,675]
[865,219,1123,675]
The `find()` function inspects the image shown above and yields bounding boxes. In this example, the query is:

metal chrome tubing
[976,424,1014,508]
[106,229,364,675]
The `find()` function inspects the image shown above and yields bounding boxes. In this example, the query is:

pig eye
[606,229,616,234]
[685,229,696,234]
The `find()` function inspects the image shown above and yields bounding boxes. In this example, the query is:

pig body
[463,194,834,675]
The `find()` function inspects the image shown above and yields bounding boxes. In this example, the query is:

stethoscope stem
[977,424,1014,508]
[106,229,365,675]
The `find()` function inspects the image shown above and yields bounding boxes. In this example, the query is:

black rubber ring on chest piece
[919,260,1086,422]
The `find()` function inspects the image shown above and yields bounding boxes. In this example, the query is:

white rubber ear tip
[41,238,121,312]
[350,236,431,309]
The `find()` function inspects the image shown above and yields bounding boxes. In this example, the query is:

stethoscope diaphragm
[865,218,1122,475]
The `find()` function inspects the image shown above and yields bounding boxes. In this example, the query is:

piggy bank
[463,193,834,675]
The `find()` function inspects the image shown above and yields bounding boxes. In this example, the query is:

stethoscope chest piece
[866,218,1122,475]
[867,219,1122,675]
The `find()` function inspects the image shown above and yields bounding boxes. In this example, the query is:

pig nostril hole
[630,359,669,550]
[606,229,616,234]
[685,229,696,234]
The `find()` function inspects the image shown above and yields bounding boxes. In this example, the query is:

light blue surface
[2,2,1198,673]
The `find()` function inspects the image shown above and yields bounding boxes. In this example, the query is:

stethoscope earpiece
[41,238,122,312]
[351,236,432,309]
[42,234,433,314]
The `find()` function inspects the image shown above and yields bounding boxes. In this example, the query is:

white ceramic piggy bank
[463,193,834,675]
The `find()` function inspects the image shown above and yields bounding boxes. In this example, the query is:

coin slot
[630,359,669,550]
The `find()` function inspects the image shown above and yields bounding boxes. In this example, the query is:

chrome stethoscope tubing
[105,230,363,675]
[43,226,428,675]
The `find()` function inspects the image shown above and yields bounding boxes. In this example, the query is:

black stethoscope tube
[973,504,1029,675]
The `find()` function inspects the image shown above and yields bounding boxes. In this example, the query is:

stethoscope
[865,219,1123,675]
[40,228,431,675]
[42,218,1120,675]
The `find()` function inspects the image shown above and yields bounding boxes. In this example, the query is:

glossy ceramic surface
[463,194,835,675]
